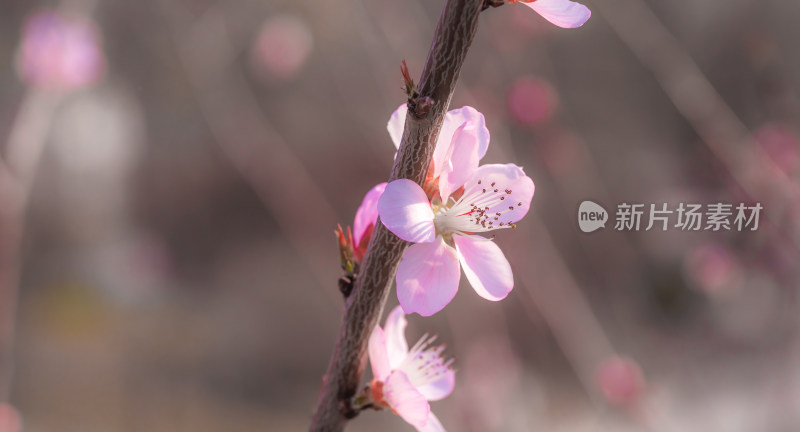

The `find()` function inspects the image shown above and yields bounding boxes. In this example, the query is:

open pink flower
[510,0,591,28]
[368,306,454,431]
[379,105,535,316]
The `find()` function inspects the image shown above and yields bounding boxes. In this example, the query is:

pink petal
[453,235,513,301]
[463,163,535,225]
[387,103,408,149]
[433,106,490,178]
[416,412,446,432]
[417,367,455,401]
[396,238,460,316]
[368,326,392,380]
[353,183,387,245]
[384,370,431,428]
[384,305,409,369]
[378,179,436,243]
[438,123,481,201]
[521,0,591,29]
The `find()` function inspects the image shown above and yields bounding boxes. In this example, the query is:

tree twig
[309,0,484,430]
[0,90,62,403]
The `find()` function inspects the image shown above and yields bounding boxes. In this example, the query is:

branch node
[412,96,435,118]
[482,0,505,11]
[339,398,358,419]
[338,275,355,298]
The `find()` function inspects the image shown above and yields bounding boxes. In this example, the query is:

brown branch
[309,0,484,430]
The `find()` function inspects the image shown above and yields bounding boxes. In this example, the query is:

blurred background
[1,0,799,431]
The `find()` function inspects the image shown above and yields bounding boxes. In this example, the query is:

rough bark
[309,0,484,430]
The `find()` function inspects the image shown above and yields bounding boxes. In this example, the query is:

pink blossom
[511,0,591,29]
[380,105,535,316]
[684,243,743,296]
[15,10,105,90]
[368,306,454,431]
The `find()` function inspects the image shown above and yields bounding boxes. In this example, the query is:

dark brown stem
[482,0,505,11]
[309,0,484,430]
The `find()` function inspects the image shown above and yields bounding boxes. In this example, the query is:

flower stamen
[434,180,520,236]
[397,333,454,389]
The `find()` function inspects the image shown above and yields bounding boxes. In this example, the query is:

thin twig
[0,90,63,402]
[310,0,485,430]
[0,167,24,404]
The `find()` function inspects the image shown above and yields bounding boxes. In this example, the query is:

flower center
[433,179,520,237]
[398,334,454,389]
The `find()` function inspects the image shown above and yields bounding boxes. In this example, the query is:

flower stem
[309,0,484,430]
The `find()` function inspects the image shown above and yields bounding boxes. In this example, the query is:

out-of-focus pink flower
[595,355,645,406]
[683,243,743,296]
[510,0,591,29]
[507,76,558,126]
[15,10,105,90]
[368,306,453,431]
[0,403,22,432]
[380,105,535,316]
[251,14,313,80]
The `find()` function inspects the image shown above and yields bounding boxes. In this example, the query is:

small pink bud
[354,223,373,263]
